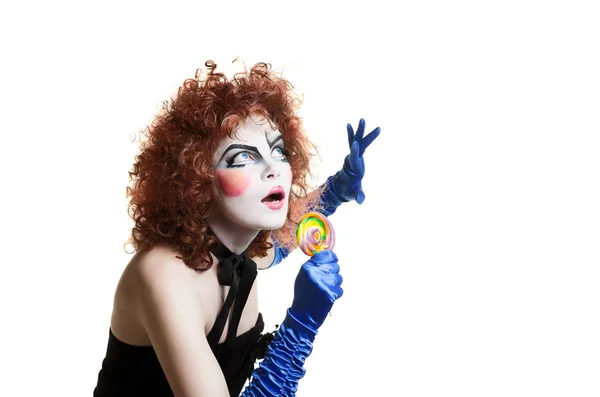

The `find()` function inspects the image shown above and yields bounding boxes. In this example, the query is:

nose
[262,159,281,180]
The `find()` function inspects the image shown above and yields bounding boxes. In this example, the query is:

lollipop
[296,212,335,256]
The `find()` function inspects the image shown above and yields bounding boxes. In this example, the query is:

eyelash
[226,151,258,168]
[274,146,291,158]
[225,147,290,168]
[226,153,252,168]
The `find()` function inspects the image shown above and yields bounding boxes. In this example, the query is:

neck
[206,212,260,255]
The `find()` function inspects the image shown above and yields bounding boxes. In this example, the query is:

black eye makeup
[226,150,260,168]
[267,135,283,148]
[272,146,290,161]
[266,133,289,161]
[219,144,260,168]
[218,140,290,169]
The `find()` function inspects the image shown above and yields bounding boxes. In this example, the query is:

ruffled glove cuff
[240,309,317,396]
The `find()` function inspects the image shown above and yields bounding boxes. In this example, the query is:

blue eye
[226,151,258,168]
[272,146,289,161]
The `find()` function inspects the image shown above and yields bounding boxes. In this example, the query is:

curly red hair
[125,61,322,271]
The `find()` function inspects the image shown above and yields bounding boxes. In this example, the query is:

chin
[247,215,287,231]
[250,203,289,231]
[224,203,289,231]
[260,219,287,231]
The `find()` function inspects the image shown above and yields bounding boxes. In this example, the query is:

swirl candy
[296,212,335,256]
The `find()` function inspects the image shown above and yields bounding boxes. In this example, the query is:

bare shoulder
[131,245,215,320]
[111,244,216,345]
[133,245,199,285]
[130,245,230,396]
[133,244,205,330]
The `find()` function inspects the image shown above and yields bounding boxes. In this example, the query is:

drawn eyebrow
[220,144,260,160]
[266,134,283,149]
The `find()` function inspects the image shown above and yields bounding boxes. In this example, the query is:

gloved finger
[349,141,361,168]
[355,118,366,142]
[334,273,343,286]
[345,142,365,177]
[309,249,338,264]
[314,261,340,274]
[356,187,365,204]
[359,127,381,156]
[320,276,344,300]
[319,274,342,287]
[346,123,355,148]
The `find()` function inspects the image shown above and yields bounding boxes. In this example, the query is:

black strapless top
[93,244,275,397]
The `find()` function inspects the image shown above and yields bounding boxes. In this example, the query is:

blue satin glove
[241,250,343,396]
[288,250,343,332]
[267,241,290,269]
[321,118,381,216]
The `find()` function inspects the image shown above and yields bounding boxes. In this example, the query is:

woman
[93,61,380,396]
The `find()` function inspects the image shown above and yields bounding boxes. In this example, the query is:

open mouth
[261,186,285,203]
[261,186,285,209]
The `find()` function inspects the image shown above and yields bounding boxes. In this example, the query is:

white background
[1,1,599,396]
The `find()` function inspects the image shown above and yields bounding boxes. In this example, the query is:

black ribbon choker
[209,242,257,287]
[207,240,258,347]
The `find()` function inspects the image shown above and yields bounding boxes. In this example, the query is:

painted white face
[211,115,293,231]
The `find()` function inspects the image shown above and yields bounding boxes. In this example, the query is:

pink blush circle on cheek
[215,170,251,197]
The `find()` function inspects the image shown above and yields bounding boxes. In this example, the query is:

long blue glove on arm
[269,240,290,269]
[240,250,343,396]
[321,118,381,216]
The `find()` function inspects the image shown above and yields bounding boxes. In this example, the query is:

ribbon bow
[210,244,257,287]
[208,240,259,347]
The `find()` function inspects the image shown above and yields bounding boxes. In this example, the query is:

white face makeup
[211,115,293,231]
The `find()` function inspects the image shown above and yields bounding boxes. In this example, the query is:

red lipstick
[261,186,285,210]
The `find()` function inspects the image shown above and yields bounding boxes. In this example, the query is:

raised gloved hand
[241,250,343,396]
[321,118,381,216]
